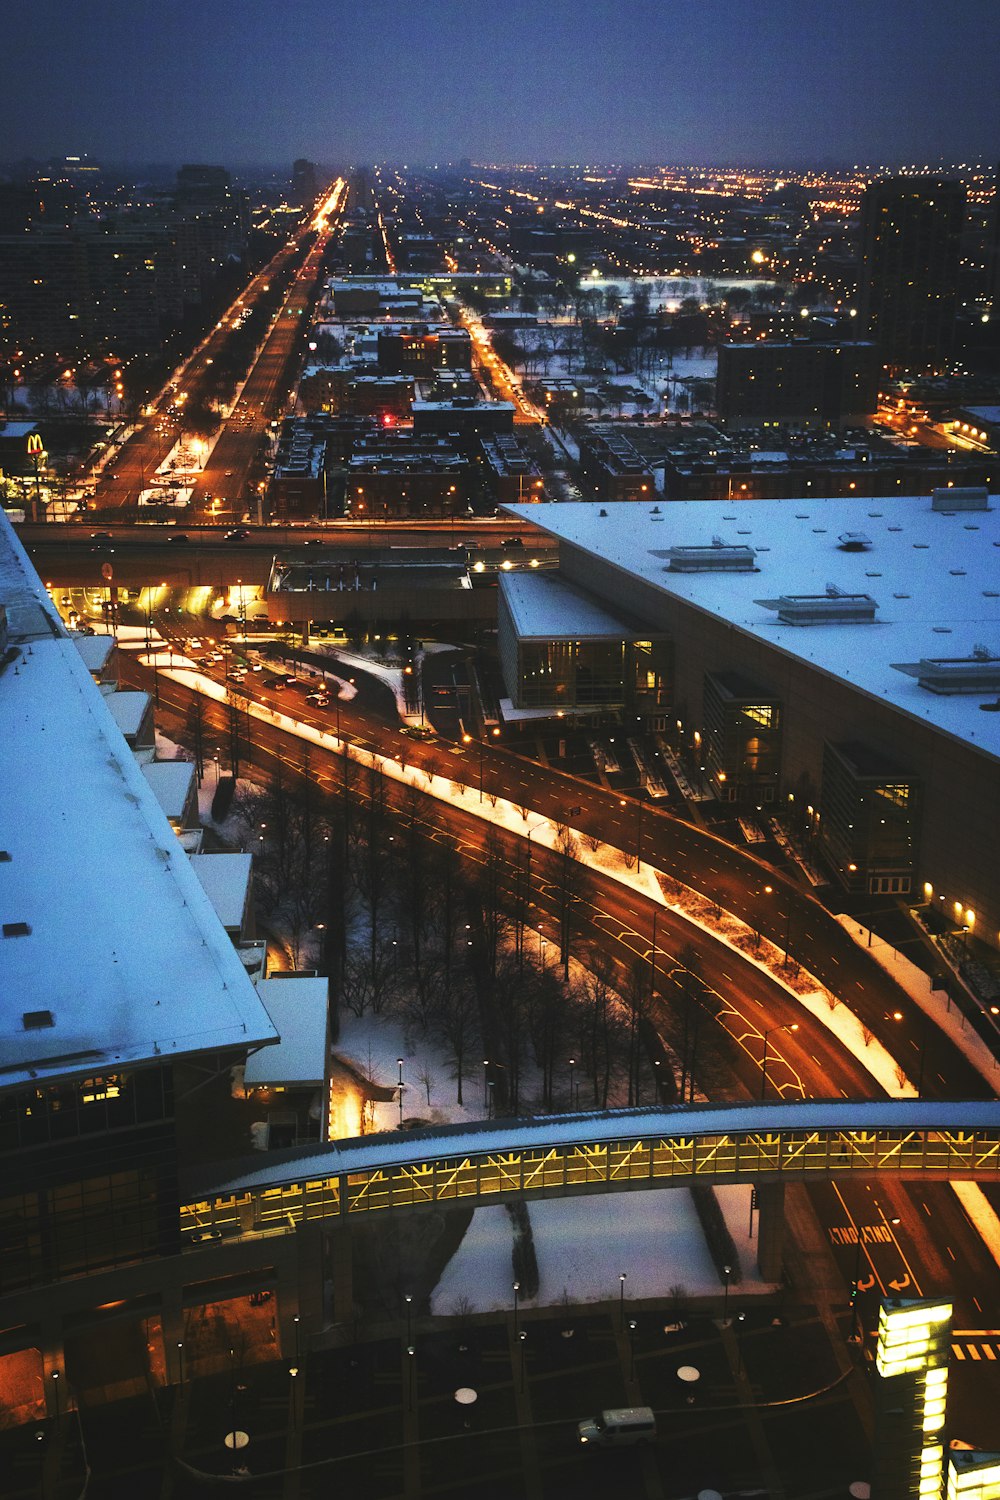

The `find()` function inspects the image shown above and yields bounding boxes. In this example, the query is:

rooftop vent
[931,486,989,512]
[666,537,757,572]
[838,532,872,551]
[3,921,31,937]
[892,645,1000,695]
[22,1009,54,1030]
[757,585,879,626]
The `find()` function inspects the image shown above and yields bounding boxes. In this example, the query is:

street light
[568,1056,576,1109]
[619,1272,627,1330]
[462,731,484,803]
[888,1008,929,1097]
[627,1319,637,1380]
[397,1057,405,1127]
[722,1263,732,1325]
[760,1022,799,1099]
[619,796,644,873]
[513,1279,521,1339]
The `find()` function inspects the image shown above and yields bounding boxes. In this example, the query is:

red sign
[101,562,113,581]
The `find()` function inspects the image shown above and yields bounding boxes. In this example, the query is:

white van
[577,1406,656,1447]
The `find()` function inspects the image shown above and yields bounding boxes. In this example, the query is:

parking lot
[4,1297,871,1499]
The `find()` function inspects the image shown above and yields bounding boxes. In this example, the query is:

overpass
[183,1099,1000,1283]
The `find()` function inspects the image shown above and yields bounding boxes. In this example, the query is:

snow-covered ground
[432,1193,725,1317]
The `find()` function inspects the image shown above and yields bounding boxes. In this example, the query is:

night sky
[8,0,1000,168]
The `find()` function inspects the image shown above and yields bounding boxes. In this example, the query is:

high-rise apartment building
[291,158,320,208]
[859,176,965,373]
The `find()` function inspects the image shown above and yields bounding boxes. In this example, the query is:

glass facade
[179,1119,1000,1242]
[820,740,919,894]
[703,671,782,800]
[0,1066,178,1293]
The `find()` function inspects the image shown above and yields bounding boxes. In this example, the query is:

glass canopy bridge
[182,1099,1000,1278]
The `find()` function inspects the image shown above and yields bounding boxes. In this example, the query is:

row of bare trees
[223,742,729,1116]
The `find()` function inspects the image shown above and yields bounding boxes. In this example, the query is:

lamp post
[722,1263,732,1326]
[397,1058,405,1127]
[888,1008,929,1097]
[619,1272,627,1330]
[51,1370,60,1422]
[628,1319,637,1381]
[462,732,484,803]
[513,1280,521,1339]
[405,1294,412,1346]
[177,1341,185,1386]
[482,1058,490,1110]
[619,796,644,873]
[763,883,793,965]
[519,1329,528,1392]
[760,1022,798,1099]
[568,1056,576,1109]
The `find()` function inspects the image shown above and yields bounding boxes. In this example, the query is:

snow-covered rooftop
[141,759,195,823]
[104,689,150,739]
[70,634,116,674]
[0,513,278,1092]
[502,495,1000,760]
[501,571,641,640]
[189,853,252,933]
[245,978,328,1087]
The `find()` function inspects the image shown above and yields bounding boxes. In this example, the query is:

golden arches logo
[26,434,44,456]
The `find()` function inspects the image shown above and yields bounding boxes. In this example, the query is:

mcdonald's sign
[26,434,44,457]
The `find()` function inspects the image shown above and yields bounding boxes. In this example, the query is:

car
[305,537,323,546]
[188,638,202,649]
[224,527,249,541]
[501,535,524,547]
[306,693,331,707]
[91,530,113,542]
[168,533,190,545]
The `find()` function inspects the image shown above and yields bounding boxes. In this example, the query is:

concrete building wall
[560,541,1000,941]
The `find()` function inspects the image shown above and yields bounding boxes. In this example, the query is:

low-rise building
[502,491,1000,940]
[575,425,655,501]
[716,340,879,430]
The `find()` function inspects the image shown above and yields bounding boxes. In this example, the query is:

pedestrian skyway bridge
[182,1100,1000,1266]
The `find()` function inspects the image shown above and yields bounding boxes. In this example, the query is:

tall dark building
[989,161,1000,321]
[859,176,965,373]
[291,158,319,208]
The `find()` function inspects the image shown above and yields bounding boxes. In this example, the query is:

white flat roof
[71,634,116,673]
[0,513,277,1092]
[245,978,328,1087]
[502,495,1000,761]
[105,690,149,738]
[141,759,195,821]
[189,853,252,932]
[501,571,638,640]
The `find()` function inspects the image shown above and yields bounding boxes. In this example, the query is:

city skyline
[5,0,1000,170]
